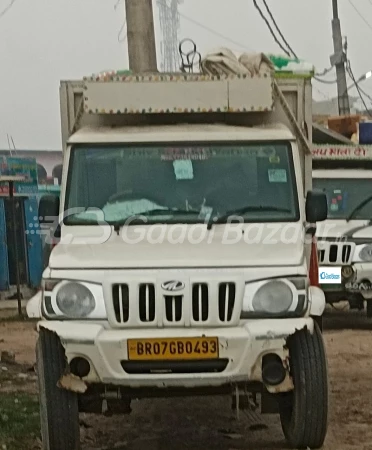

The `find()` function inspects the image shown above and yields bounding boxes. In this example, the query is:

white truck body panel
[84,74,274,114]
[60,76,312,190]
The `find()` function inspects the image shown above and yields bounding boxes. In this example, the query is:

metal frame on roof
[83,73,275,115]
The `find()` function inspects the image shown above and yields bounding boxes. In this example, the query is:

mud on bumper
[37,318,315,394]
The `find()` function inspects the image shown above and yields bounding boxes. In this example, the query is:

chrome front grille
[192,283,209,322]
[317,241,355,265]
[110,280,239,327]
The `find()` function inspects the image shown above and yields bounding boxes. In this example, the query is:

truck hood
[50,223,305,269]
[316,220,372,240]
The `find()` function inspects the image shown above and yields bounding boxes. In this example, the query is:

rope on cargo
[70,97,85,136]
[179,39,201,73]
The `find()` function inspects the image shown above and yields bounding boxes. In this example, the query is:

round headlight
[341,265,354,279]
[359,245,372,262]
[56,282,95,318]
[252,281,293,314]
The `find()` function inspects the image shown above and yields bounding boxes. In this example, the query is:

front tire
[279,323,328,449]
[36,328,80,450]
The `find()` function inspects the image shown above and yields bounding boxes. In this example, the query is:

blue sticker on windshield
[268,169,287,183]
[173,160,194,180]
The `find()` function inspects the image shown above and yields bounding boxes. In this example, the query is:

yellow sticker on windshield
[269,155,280,163]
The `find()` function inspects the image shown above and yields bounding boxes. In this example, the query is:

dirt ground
[1,306,372,450]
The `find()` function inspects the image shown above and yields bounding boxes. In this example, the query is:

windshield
[64,142,299,225]
[313,178,372,220]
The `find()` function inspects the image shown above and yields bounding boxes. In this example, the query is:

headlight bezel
[241,277,308,319]
[41,279,107,320]
[358,244,372,262]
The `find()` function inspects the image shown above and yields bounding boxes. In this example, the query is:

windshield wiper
[347,195,372,222]
[208,205,292,230]
[112,208,201,232]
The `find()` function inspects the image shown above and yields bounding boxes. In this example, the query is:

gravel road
[1,306,372,449]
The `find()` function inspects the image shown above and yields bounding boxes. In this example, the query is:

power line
[261,0,297,58]
[313,86,331,100]
[178,11,254,52]
[252,0,291,57]
[346,60,372,117]
[118,19,127,43]
[315,66,334,77]
[348,0,372,32]
[313,76,338,85]
[113,1,126,43]
[346,69,372,104]
[357,84,372,104]
[0,0,16,19]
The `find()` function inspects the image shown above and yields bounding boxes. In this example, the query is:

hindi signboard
[0,157,38,196]
[312,145,372,159]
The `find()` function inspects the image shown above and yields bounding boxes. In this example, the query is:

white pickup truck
[31,54,328,450]
[313,144,372,316]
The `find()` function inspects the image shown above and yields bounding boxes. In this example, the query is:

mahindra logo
[161,280,185,292]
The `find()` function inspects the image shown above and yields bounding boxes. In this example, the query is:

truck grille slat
[139,284,155,322]
[342,245,352,262]
[165,296,182,322]
[192,283,208,322]
[112,284,129,323]
[218,283,235,322]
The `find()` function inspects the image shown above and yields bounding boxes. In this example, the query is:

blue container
[359,122,372,144]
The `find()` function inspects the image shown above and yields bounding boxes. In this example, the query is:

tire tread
[37,328,80,450]
[279,323,328,449]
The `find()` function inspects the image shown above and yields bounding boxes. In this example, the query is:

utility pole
[125,0,158,73]
[330,0,350,115]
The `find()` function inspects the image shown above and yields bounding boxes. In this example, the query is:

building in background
[0,149,62,185]
[0,153,62,297]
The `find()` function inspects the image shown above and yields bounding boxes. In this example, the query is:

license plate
[127,337,219,361]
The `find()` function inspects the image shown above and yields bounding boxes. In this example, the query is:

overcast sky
[0,0,371,150]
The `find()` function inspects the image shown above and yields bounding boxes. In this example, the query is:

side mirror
[306,190,328,223]
[39,195,60,224]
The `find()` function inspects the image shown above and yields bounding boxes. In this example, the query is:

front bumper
[345,263,372,298]
[38,318,314,389]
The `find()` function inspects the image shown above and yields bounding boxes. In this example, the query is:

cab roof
[68,123,295,144]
